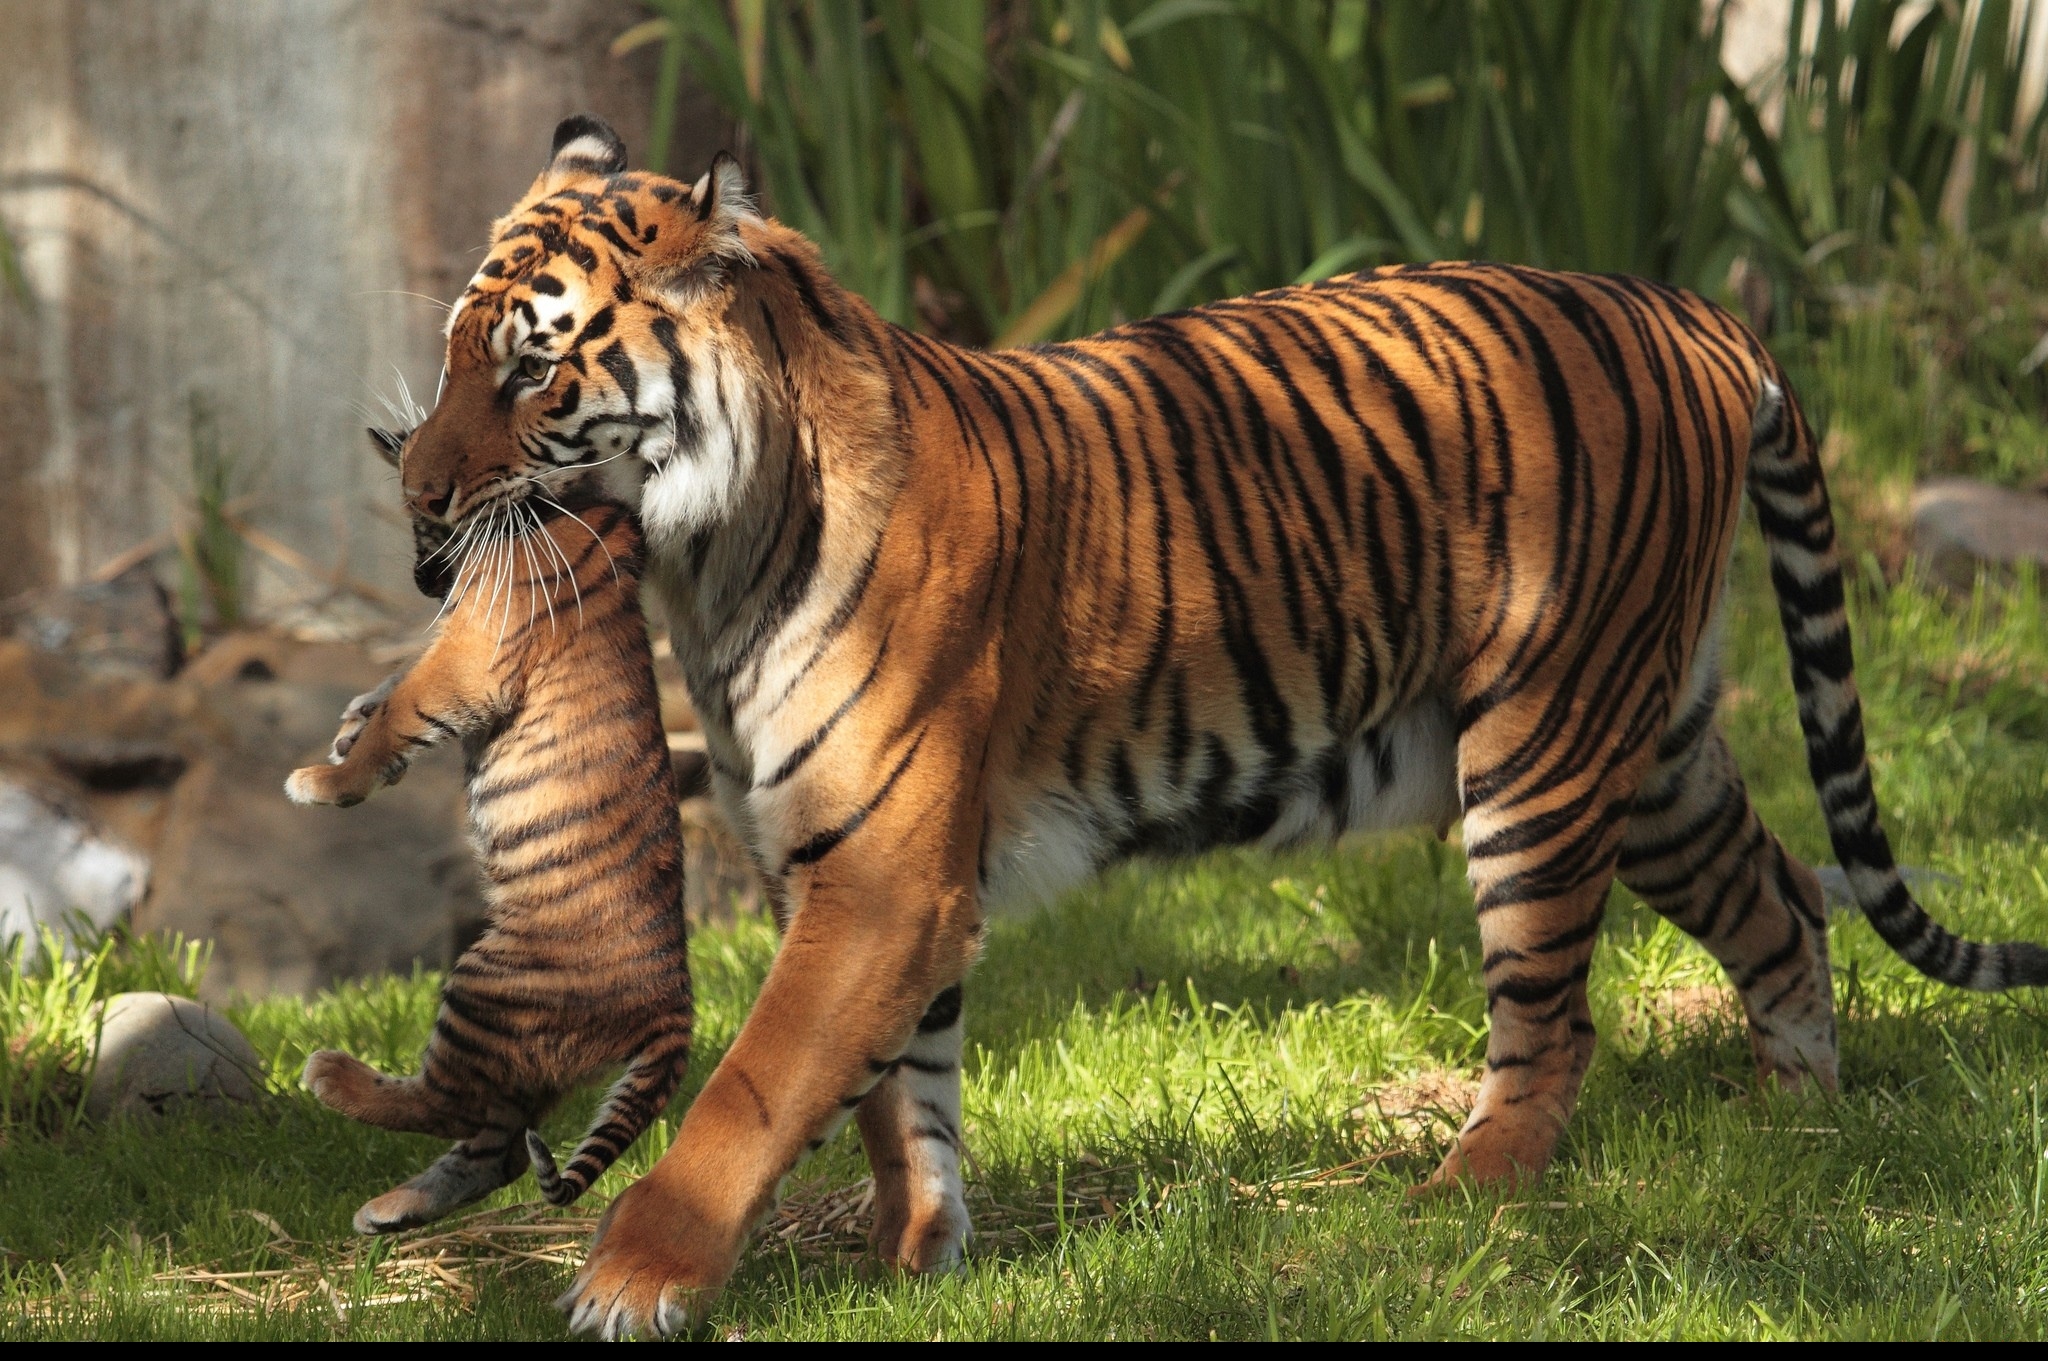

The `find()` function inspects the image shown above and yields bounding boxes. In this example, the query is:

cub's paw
[354,1141,527,1235]
[285,765,369,807]
[332,674,398,761]
[301,1049,380,1110]
[558,1178,737,1339]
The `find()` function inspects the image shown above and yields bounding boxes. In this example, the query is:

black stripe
[783,728,929,870]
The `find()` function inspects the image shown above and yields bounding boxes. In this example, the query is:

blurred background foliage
[619,0,2048,353]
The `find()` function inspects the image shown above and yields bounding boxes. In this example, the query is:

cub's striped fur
[286,462,691,1234]
[387,115,2048,1334]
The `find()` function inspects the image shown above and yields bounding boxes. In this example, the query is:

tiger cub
[285,432,692,1234]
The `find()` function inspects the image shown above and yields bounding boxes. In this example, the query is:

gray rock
[86,991,265,1122]
[0,566,182,681]
[0,776,148,961]
[1910,478,2048,592]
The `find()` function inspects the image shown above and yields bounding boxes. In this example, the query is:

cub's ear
[366,427,406,468]
[548,114,628,177]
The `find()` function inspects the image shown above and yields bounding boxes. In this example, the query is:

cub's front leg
[332,670,402,761]
[285,646,489,807]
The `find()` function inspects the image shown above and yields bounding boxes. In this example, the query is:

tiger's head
[394,116,769,550]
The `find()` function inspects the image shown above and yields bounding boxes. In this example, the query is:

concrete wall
[0,0,728,608]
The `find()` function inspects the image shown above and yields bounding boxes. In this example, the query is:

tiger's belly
[979,698,1461,913]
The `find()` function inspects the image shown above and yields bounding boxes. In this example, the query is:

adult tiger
[385,115,2047,1336]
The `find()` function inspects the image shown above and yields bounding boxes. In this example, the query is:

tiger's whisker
[476,503,514,637]
[535,495,621,586]
[427,504,488,566]
[517,521,550,636]
[522,502,569,633]
[430,500,494,629]
[484,510,512,649]
[531,501,585,626]
[490,512,523,664]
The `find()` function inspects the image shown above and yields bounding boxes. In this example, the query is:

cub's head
[365,426,456,599]
[395,115,762,548]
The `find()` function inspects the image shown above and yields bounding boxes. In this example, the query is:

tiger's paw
[285,765,370,808]
[354,1140,527,1235]
[1406,1128,1553,1200]
[870,1187,970,1274]
[353,1184,446,1236]
[558,1177,740,1339]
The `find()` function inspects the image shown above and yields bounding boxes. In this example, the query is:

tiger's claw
[557,1175,735,1338]
[331,673,400,762]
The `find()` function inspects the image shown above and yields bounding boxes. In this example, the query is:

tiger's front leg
[557,740,986,1338]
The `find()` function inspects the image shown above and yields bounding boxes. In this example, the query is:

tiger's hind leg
[854,984,970,1273]
[1616,707,1837,1091]
[1420,694,1661,1193]
[354,1122,530,1235]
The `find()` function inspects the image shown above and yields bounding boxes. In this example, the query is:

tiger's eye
[519,353,553,384]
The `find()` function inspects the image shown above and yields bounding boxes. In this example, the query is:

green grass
[6,527,2047,1339]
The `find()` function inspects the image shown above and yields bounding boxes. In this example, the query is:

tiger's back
[925,265,1748,909]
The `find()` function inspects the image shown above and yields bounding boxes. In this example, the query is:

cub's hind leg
[1616,706,1837,1091]
[305,1051,533,1233]
[855,984,970,1273]
[354,1122,531,1235]
[303,1050,478,1139]
[528,1025,695,1208]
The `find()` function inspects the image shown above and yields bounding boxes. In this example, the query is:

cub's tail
[525,1030,691,1207]
[1745,363,2048,989]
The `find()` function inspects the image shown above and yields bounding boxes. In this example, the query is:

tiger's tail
[1745,362,2048,990]
[525,1029,692,1206]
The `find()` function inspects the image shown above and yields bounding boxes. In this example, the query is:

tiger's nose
[409,484,454,521]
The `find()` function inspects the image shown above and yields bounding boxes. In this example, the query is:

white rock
[85,992,265,1122]
[0,778,147,961]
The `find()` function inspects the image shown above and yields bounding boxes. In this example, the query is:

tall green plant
[1726,0,2048,318]
[631,1,2048,344]
[175,394,244,650]
[0,214,28,311]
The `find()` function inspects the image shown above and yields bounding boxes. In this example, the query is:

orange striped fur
[382,115,2048,1335]
[286,469,691,1234]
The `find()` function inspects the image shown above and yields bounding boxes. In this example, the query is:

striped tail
[1745,366,2048,990]
[525,1032,690,1207]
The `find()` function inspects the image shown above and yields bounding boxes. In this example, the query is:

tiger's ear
[548,114,628,177]
[367,427,406,468]
[687,152,750,230]
[630,152,755,300]
[507,114,630,213]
